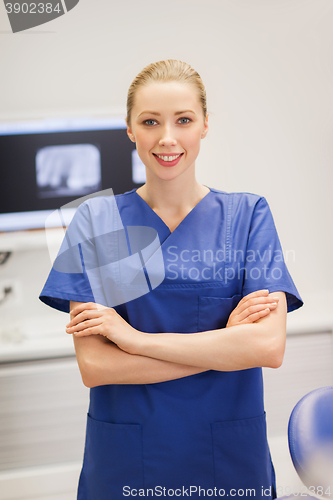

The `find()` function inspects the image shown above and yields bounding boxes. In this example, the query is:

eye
[178,117,191,124]
[143,119,158,126]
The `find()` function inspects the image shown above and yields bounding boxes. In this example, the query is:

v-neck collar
[134,186,212,235]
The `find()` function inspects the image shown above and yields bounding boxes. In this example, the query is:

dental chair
[279,386,333,499]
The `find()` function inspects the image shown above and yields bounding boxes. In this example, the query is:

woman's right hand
[226,289,280,328]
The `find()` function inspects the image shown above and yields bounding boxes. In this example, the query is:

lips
[153,153,184,167]
[153,153,183,162]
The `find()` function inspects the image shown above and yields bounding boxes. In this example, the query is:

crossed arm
[68,290,287,388]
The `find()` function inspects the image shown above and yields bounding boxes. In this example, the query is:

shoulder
[76,188,137,216]
[208,188,275,235]
[69,189,137,233]
[208,187,267,212]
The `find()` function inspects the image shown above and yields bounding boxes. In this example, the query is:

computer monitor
[0,116,146,231]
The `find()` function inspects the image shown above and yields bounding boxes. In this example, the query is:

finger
[71,325,103,337]
[70,302,98,318]
[237,301,278,322]
[67,309,103,328]
[66,318,102,334]
[69,301,107,318]
[235,296,279,317]
[67,317,102,333]
[238,307,271,324]
[241,293,279,307]
[239,290,270,305]
[236,290,270,310]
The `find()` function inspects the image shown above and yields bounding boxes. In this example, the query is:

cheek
[135,132,154,152]
[186,132,203,152]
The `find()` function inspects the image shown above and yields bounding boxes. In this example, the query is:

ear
[201,114,209,139]
[126,119,136,143]
[127,128,136,143]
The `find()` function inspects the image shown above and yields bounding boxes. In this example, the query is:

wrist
[131,330,151,356]
[122,328,149,356]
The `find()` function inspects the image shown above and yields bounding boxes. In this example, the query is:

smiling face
[126,81,209,183]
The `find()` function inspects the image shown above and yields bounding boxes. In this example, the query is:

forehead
[133,81,201,113]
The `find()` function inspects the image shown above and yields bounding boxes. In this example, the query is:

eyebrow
[138,110,195,117]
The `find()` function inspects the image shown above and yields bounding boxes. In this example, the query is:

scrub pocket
[78,414,144,500]
[211,413,274,498]
[198,294,242,332]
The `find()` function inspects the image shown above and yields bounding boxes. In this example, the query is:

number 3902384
[5,3,61,14]
[276,485,331,497]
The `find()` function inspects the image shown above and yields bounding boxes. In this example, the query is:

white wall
[0,0,332,316]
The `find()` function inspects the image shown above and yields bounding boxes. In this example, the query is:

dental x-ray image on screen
[36,144,102,199]
[0,117,146,231]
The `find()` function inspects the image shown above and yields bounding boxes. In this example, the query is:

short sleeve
[39,202,96,313]
[242,197,303,313]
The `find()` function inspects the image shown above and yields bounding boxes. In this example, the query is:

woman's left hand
[66,302,143,354]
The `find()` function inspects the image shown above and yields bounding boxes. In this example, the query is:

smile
[154,153,183,162]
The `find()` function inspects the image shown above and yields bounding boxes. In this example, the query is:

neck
[136,172,210,215]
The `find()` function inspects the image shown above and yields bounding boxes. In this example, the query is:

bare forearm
[69,293,287,382]
[73,335,207,387]
[134,293,287,371]
[136,324,279,371]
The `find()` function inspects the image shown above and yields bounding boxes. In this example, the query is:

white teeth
[156,154,181,162]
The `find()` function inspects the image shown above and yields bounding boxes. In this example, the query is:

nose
[159,124,177,147]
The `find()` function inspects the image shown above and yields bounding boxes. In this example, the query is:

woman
[40,59,303,499]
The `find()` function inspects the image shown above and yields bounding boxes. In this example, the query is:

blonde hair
[126,59,207,127]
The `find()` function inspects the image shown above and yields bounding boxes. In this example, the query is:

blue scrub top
[40,187,303,499]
